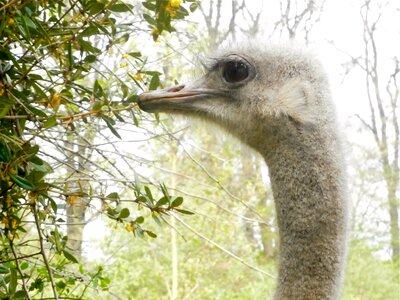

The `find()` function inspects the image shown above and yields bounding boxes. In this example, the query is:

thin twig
[32,204,59,300]
[0,251,41,264]
[172,213,275,278]
[9,241,32,300]
[165,125,265,221]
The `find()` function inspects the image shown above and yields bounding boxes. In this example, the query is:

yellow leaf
[134,73,143,81]
[151,27,159,36]
[67,195,78,205]
[6,195,12,208]
[125,222,135,232]
[29,192,37,204]
[50,93,61,111]
[169,0,181,8]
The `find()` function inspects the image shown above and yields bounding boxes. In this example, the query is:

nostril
[167,85,185,93]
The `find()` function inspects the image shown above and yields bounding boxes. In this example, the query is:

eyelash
[202,59,245,73]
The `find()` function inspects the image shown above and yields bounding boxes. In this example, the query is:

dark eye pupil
[223,61,249,83]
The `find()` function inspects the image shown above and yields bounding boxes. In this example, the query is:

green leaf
[85,0,105,14]
[22,15,37,29]
[109,3,133,12]
[0,140,11,162]
[128,51,141,57]
[149,74,160,90]
[160,183,170,199]
[103,117,122,139]
[0,96,13,118]
[136,196,147,203]
[144,186,153,202]
[25,103,48,118]
[92,101,104,112]
[190,2,199,12]
[0,265,9,274]
[43,116,57,128]
[80,25,99,37]
[92,21,110,35]
[20,262,29,270]
[142,70,162,76]
[93,80,104,98]
[176,6,189,18]
[63,249,79,263]
[118,208,130,219]
[113,33,129,44]
[2,262,14,269]
[9,174,35,190]
[135,216,144,224]
[134,226,145,238]
[171,196,183,207]
[143,13,156,25]
[107,207,118,217]
[156,196,169,207]
[14,290,27,299]
[56,281,66,290]
[31,82,47,99]
[145,230,157,238]
[29,157,52,174]
[175,208,194,215]
[142,2,156,10]
[152,215,162,226]
[9,268,17,295]
[77,38,101,54]
[28,73,43,80]
[126,94,138,103]
[52,226,62,253]
[84,55,97,63]
[106,192,120,201]
[48,196,58,213]
[25,144,39,155]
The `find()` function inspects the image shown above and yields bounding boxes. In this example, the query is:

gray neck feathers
[263,126,348,300]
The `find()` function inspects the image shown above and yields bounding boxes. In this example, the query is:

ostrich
[137,44,348,300]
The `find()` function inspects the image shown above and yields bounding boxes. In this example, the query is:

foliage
[343,240,399,300]
[92,231,400,299]
[143,0,198,41]
[80,121,276,299]
[0,0,197,298]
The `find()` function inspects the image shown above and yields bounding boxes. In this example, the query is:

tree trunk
[170,150,179,299]
[387,180,399,260]
[64,128,93,258]
[66,199,87,259]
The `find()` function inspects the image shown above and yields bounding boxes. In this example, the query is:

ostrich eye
[222,61,249,83]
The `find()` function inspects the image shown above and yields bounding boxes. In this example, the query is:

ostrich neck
[263,133,348,300]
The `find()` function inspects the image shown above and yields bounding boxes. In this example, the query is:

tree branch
[172,213,275,278]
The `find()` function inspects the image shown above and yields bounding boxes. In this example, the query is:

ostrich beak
[137,83,223,113]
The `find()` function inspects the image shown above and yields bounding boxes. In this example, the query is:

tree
[347,0,399,261]
[271,0,326,42]
[0,0,197,298]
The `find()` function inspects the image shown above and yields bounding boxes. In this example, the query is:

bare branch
[172,213,275,278]
[32,204,59,300]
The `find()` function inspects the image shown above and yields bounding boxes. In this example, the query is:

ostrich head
[138,45,336,158]
[138,44,348,300]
